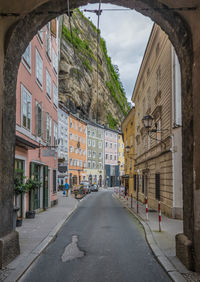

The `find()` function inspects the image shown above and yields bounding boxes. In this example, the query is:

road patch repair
[61,235,85,262]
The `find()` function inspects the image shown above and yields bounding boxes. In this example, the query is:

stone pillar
[0,24,20,269]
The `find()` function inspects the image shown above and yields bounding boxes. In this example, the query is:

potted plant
[14,170,28,227]
[25,178,41,218]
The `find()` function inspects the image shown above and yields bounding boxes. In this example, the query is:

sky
[80,3,153,103]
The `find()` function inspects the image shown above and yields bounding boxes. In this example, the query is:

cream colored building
[132,24,182,219]
[118,133,125,179]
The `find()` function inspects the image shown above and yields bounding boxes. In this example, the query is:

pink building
[15,20,59,218]
[104,129,118,165]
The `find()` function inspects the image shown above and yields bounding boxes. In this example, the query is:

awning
[15,135,39,150]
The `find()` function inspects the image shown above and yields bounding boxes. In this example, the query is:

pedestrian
[65,181,69,197]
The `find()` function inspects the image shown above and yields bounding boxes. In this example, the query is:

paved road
[20,191,171,282]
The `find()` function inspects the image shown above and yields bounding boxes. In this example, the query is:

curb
[113,194,186,282]
[5,201,78,282]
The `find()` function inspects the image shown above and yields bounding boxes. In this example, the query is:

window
[45,23,51,59]
[88,130,90,136]
[92,140,95,147]
[114,155,117,161]
[53,122,58,146]
[110,155,112,160]
[156,66,161,94]
[35,49,43,87]
[70,159,73,166]
[75,122,77,130]
[53,170,57,193]
[79,125,82,132]
[52,48,58,74]
[93,151,96,158]
[83,126,86,134]
[88,161,91,168]
[88,139,91,146]
[46,70,51,98]
[99,162,102,169]
[77,160,79,167]
[106,142,108,148]
[147,87,151,111]
[156,120,161,142]
[83,137,85,144]
[155,173,160,200]
[99,152,102,159]
[92,161,96,169]
[35,102,42,137]
[38,29,43,43]
[99,142,102,149]
[110,143,112,148]
[53,83,58,107]
[22,43,31,70]
[88,150,91,157]
[70,146,73,152]
[106,154,108,160]
[70,133,73,140]
[46,113,52,144]
[21,85,32,131]
[79,136,81,142]
[83,150,86,156]
[84,161,86,168]
[80,160,82,167]
[70,120,73,128]
[134,174,137,191]
[114,143,117,149]
[75,135,78,141]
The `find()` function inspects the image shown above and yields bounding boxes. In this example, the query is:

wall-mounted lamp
[142,114,167,148]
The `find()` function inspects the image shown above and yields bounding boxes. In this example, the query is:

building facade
[117,133,125,182]
[104,128,119,187]
[86,122,104,186]
[15,20,59,217]
[132,24,182,218]
[68,113,87,187]
[57,103,69,187]
[121,107,135,196]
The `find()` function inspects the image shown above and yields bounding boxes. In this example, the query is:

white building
[57,104,69,187]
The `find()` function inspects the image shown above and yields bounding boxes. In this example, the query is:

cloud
[81,3,153,102]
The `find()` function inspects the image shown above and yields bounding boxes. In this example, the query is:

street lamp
[142,115,167,148]
[142,115,154,130]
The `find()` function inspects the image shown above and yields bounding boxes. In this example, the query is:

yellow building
[121,107,135,196]
[118,133,125,180]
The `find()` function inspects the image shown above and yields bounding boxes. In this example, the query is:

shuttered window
[53,170,57,193]
[35,102,42,137]
[134,174,136,191]
[142,174,145,194]
[155,173,160,200]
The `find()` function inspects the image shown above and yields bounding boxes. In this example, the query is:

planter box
[26,211,35,219]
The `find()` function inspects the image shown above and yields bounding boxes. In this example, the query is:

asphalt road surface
[20,190,171,282]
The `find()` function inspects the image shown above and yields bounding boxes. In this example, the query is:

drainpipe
[171,133,175,218]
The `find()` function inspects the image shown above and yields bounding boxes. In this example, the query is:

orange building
[68,113,87,187]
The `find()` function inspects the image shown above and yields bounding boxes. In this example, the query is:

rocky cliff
[59,9,130,129]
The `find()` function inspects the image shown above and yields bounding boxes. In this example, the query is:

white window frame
[22,43,31,72]
[21,85,32,132]
[46,69,51,99]
[53,82,58,107]
[52,48,58,74]
[35,48,43,88]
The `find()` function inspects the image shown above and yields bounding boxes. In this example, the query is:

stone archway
[0,0,197,271]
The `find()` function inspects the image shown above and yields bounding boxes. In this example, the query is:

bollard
[131,194,133,209]
[158,201,161,232]
[145,196,148,220]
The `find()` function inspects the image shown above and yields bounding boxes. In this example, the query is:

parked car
[90,184,98,192]
[82,183,91,194]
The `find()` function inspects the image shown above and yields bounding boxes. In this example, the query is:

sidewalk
[1,192,77,282]
[114,191,200,282]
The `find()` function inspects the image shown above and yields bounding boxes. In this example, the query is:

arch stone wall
[0,0,199,271]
